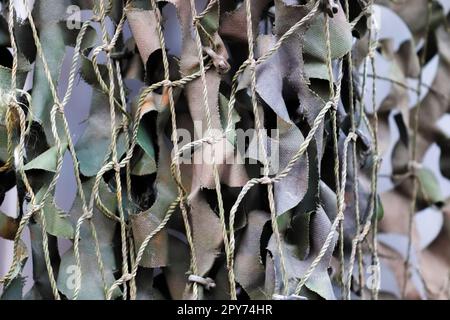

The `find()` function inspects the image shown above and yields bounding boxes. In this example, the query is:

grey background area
[1,0,450,297]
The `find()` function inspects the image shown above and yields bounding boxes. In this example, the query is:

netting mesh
[0,0,449,300]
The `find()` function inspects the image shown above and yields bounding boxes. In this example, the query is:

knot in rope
[192,15,201,26]
[188,275,216,290]
[30,203,45,215]
[372,154,381,166]
[56,103,65,114]
[203,47,230,75]
[113,162,121,173]
[408,160,423,172]
[161,79,173,87]
[330,101,338,111]
[204,136,215,145]
[367,9,380,59]
[85,211,94,220]
[260,176,273,185]
[103,43,114,53]
[123,273,134,282]
[248,58,257,70]
[348,131,358,142]
[204,134,222,145]
[0,89,16,107]
[91,15,102,23]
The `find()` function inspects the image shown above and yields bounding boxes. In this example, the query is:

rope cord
[0,0,385,301]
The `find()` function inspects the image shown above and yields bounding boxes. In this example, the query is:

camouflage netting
[0,0,450,300]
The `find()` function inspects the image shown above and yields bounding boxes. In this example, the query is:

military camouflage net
[0,0,450,300]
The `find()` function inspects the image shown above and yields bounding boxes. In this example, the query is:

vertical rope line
[114,59,133,206]
[294,61,344,295]
[247,0,289,297]
[225,0,322,300]
[338,132,358,292]
[324,12,345,297]
[106,68,219,298]
[346,2,381,301]
[74,0,130,299]
[100,0,129,299]
[115,59,135,299]
[339,2,381,301]
[369,49,380,301]
[344,0,363,300]
[7,0,17,91]
[189,0,234,299]
[90,3,132,301]
[128,228,137,300]
[109,59,129,300]
[363,1,380,300]
[104,0,201,300]
[402,0,432,299]
[149,0,200,300]
[15,0,82,300]
[52,17,110,301]
[89,0,132,300]
[227,0,288,295]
